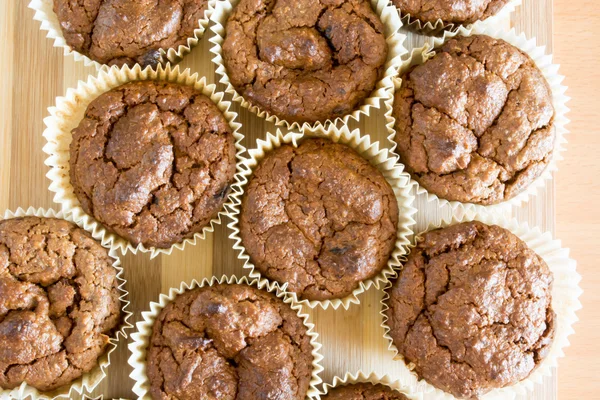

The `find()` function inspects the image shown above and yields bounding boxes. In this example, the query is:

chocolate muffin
[69,80,237,249]
[53,0,209,67]
[392,35,555,205]
[324,382,409,399]
[146,283,314,399]
[222,0,388,124]
[0,217,122,392]
[385,221,555,399]
[240,138,399,301]
[392,0,511,25]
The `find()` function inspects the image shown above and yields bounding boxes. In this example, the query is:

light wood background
[0,0,597,398]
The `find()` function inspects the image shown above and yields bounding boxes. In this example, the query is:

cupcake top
[0,217,122,392]
[69,80,237,249]
[392,0,511,25]
[324,382,409,399]
[385,221,555,398]
[222,0,388,124]
[240,138,399,301]
[53,0,209,67]
[146,283,314,400]
[392,35,555,205]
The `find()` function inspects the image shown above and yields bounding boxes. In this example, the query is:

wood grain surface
[0,0,597,398]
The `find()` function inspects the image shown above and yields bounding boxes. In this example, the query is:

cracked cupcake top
[69,80,237,249]
[324,382,409,399]
[392,35,555,205]
[146,283,313,400]
[0,217,121,392]
[392,0,511,25]
[385,221,555,399]
[222,0,388,124]
[53,0,209,67]
[240,138,399,301]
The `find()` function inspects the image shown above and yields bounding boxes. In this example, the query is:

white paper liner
[42,63,246,258]
[318,371,422,400]
[82,397,129,400]
[208,0,407,130]
[29,0,216,70]
[227,126,417,309]
[0,207,133,400]
[380,212,582,400]
[384,24,570,215]
[127,275,324,399]
[397,0,521,35]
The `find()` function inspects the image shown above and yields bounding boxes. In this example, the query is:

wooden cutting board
[0,0,555,398]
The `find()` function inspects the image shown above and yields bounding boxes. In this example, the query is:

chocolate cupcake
[0,216,122,392]
[392,34,555,205]
[384,221,555,399]
[146,283,314,399]
[69,80,237,249]
[239,138,399,302]
[222,0,388,124]
[52,0,210,67]
[393,0,512,26]
[323,382,409,399]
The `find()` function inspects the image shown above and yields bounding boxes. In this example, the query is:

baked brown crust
[222,0,388,124]
[146,283,313,400]
[385,221,555,399]
[239,139,399,301]
[392,35,555,205]
[392,0,511,25]
[0,217,121,392]
[53,0,209,67]
[69,81,236,249]
[323,382,409,399]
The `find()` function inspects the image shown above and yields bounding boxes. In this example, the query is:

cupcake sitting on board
[392,0,514,27]
[221,0,389,125]
[51,0,211,67]
[322,382,410,399]
[239,138,399,303]
[128,278,323,400]
[391,34,555,206]
[384,221,555,399]
[68,80,237,251]
[0,215,125,397]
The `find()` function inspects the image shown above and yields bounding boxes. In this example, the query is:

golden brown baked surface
[385,221,555,398]
[0,217,121,392]
[393,35,555,205]
[240,138,399,301]
[222,0,388,124]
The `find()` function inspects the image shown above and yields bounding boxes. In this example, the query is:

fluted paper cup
[43,63,245,258]
[127,275,324,399]
[209,0,406,130]
[396,0,521,35]
[0,207,132,400]
[380,212,582,399]
[318,371,422,399]
[228,126,417,309]
[29,0,216,70]
[384,24,569,215]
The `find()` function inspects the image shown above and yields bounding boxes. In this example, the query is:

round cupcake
[222,0,388,124]
[69,80,237,249]
[239,138,399,302]
[323,382,409,399]
[0,216,122,392]
[146,283,314,399]
[384,221,555,399]
[392,34,555,205]
[52,0,210,67]
[392,0,512,26]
